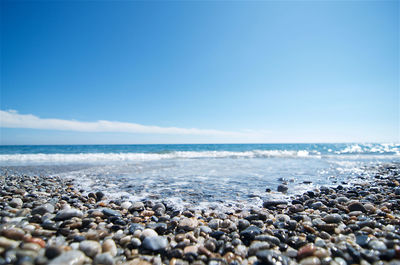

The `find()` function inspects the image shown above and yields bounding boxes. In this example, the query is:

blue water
[1,143,399,210]
[1,143,399,155]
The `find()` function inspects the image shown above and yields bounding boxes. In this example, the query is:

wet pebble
[79,240,102,258]
[48,250,86,265]
[142,236,168,252]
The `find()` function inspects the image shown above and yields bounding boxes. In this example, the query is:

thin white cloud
[0,110,257,138]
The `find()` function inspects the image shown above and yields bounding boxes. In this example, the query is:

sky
[0,0,399,144]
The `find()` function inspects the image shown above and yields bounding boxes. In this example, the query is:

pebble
[102,239,117,256]
[256,250,289,265]
[94,253,115,265]
[178,218,198,231]
[142,236,168,252]
[369,240,387,251]
[79,240,102,258]
[48,250,86,265]
[45,246,63,259]
[54,209,83,221]
[102,208,121,217]
[9,198,23,208]
[31,203,55,215]
[277,184,288,193]
[347,201,366,213]
[2,227,25,240]
[140,229,158,239]
[1,165,400,265]
[263,200,288,208]
[199,226,212,234]
[297,244,316,259]
[240,225,261,240]
[300,256,321,265]
[130,202,145,212]
[0,236,19,249]
[120,202,132,210]
[323,214,342,223]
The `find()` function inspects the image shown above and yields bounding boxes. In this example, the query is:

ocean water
[1,143,399,210]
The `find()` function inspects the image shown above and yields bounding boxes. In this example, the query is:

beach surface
[1,163,400,265]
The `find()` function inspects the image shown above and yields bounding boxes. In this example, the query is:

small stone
[79,240,102,258]
[54,209,83,221]
[121,202,132,210]
[249,241,270,256]
[32,203,55,215]
[21,242,42,252]
[256,250,289,264]
[336,197,349,203]
[102,239,117,257]
[25,237,46,248]
[142,236,168,252]
[96,191,105,201]
[178,218,198,231]
[263,200,288,208]
[368,240,387,251]
[130,238,141,248]
[183,245,198,254]
[129,223,144,234]
[314,238,326,248]
[94,253,115,265]
[240,225,261,240]
[102,208,121,217]
[297,244,316,259]
[0,236,19,249]
[48,250,85,265]
[348,201,366,213]
[299,256,321,265]
[140,229,158,239]
[129,202,145,212]
[45,246,62,259]
[208,219,220,230]
[311,202,323,209]
[204,240,216,252]
[9,198,23,208]
[277,185,288,193]
[323,214,342,224]
[238,219,250,230]
[199,226,212,234]
[3,227,25,240]
[363,203,376,212]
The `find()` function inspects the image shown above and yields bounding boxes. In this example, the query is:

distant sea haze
[1,143,399,210]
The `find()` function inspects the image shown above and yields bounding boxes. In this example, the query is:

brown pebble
[184,245,198,254]
[303,224,316,234]
[3,227,25,240]
[198,246,213,257]
[298,243,316,259]
[142,210,155,217]
[25,237,45,248]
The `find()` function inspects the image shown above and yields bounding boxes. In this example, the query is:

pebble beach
[1,163,400,265]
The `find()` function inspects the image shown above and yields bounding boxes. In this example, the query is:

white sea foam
[335,143,400,155]
[0,150,316,164]
[1,144,399,165]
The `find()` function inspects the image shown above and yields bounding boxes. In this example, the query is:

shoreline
[0,164,399,265]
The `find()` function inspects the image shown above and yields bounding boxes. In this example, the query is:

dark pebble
[45,246,62,259]
[240,225,261,240]
[256,250,289,265]
[102,208,121,217]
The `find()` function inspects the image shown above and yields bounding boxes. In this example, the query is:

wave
[0,143,399,164]
[0,150,316,164]
[333,143,400,155]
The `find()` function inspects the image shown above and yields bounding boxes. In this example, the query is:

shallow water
[1,143,399,210]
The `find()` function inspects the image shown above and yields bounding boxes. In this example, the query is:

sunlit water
[1,143,399,210]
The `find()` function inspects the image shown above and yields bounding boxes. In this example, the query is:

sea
[1,143,399,210]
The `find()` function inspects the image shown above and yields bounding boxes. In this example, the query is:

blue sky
[1,0,399,144]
